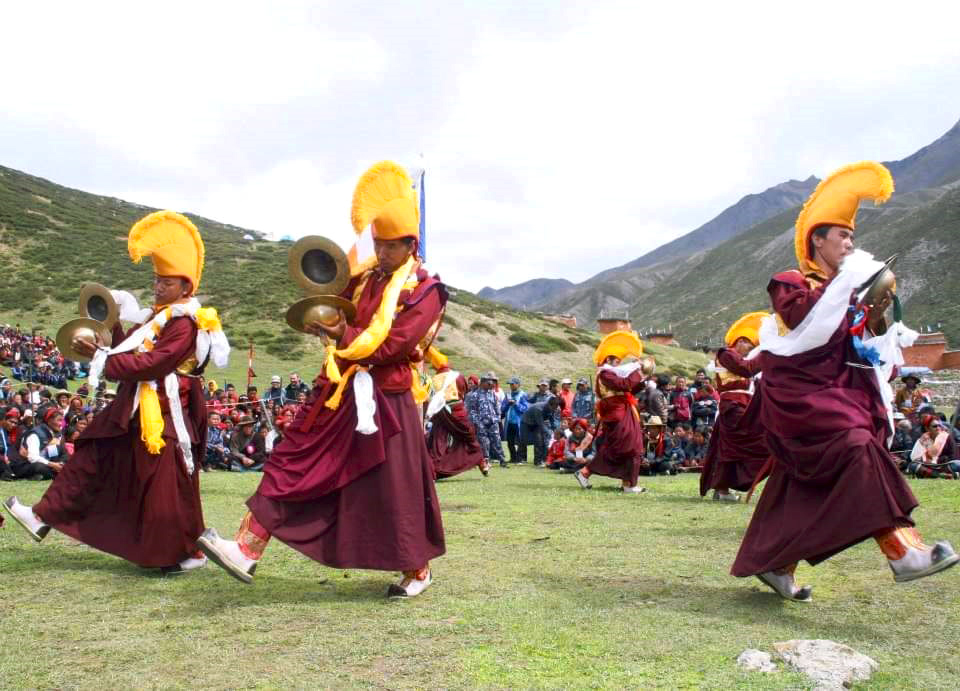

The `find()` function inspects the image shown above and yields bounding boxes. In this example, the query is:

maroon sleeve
[717,348,761,378]
[339,286,442,366]
[767,271,829,330]
[103,317,196,382]
[598,367,646,394]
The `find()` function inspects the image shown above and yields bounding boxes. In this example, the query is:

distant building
[646,331,678,347]
[902,332,960,370]
[597,317,632,334]
[540,313,577,328]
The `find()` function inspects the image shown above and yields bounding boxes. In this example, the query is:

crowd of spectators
[1,325,85,389]
[200,373,310,472]
[458,369,721,478]
[889,374,960,479]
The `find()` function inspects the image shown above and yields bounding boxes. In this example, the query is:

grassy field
[2,467,959,689]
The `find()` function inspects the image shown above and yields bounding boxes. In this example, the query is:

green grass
[2,469,959,688]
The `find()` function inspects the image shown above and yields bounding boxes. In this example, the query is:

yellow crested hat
[351,161,419,241]
[128,211,205,294]
[593,330,643,366]
[724,311,769,348]
[794,161,893,275]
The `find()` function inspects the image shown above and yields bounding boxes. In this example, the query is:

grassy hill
[0,165,708,387]
[627,181,960,345]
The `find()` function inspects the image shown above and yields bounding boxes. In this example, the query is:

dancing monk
[574,331,649,494]
[731,162,957,601]
[4,211,229,573]
[200,162,447,597]
[698,311,770,502]
[427,366,489,479]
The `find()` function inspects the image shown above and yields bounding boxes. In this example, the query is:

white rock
[774,639,877,689]
[737,649,776,673]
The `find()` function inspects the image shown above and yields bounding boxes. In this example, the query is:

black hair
[808,225,831,259]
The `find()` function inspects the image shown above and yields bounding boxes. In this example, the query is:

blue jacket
[501,389,529,426]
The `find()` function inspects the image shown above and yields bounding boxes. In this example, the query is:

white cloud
[2,0,960,293]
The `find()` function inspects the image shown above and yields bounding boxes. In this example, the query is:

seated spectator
[545,428,567,469]
[17,407,67,479]
[680,429,710,472]
[908,415,959,479]
[891,414,915,471]
[229,415,266,471]
[205,412,230,471]
[556,418,595,472]
[895,374,926,423]
[641,416,674,475]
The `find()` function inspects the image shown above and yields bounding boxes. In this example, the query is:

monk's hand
[316,311,346,342]
[868,289,893,332]
[71,334,99,358]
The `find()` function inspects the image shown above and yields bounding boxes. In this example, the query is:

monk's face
[154,275,191,306]
[812,226,854,275]
[374,238,413,274]
[733,337,754,356]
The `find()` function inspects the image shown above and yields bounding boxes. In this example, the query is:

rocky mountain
[485,118,960,340]
[477,278,575,310]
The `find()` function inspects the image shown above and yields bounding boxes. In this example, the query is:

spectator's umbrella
[55,318,113,363]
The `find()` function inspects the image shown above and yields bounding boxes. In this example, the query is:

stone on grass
[774,639,877,689]
[737,649,776,673]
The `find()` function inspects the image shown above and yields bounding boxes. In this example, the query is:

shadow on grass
[539,572,879,639]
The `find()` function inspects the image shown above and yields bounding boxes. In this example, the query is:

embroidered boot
[387,566,432,598]
[756,563,813,602]
[875,525,959,583]
[3,497,50,542]
[197,527,259,584]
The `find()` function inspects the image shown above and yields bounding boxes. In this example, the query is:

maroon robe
[731,270,917,576]
[33,316,206,567]
[246,266,447,571]
[428,375,486,479]
[699,348,770,495]
[588,367,645,485]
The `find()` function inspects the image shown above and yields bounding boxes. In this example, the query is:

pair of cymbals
[285,236,357,334]
[56,318,113,363]
[858,255,898,309]
[78,282,119,329]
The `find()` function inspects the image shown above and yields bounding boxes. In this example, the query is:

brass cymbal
[285,295,357,334]
[859,255,898,309]
[639,356,656,376]
[287,235,350,296]
[77,282,120,329]
[56,318,113,363]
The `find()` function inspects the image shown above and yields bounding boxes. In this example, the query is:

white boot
[889,540,959,583]
[573,470,592,489]
[3,496,50,542]
[756,567,812,602]
[197,528,257,584]
[622,485,647,494]
[713,490,740,502]
[161,553,208,576]
[387,570,432,598]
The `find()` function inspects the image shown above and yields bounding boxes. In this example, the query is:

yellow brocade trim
[323,255,418,405]
[325,364,361,410]
[194,306,222,332]
[410,365,429,404]
[142,339,154,352]
[138,382,165,454]
[425,345,448,371]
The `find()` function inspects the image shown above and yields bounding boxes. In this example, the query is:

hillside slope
[488,118,960,331]
[0,165,708,387]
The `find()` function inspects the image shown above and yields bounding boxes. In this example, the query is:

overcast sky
[3,1,960,292]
